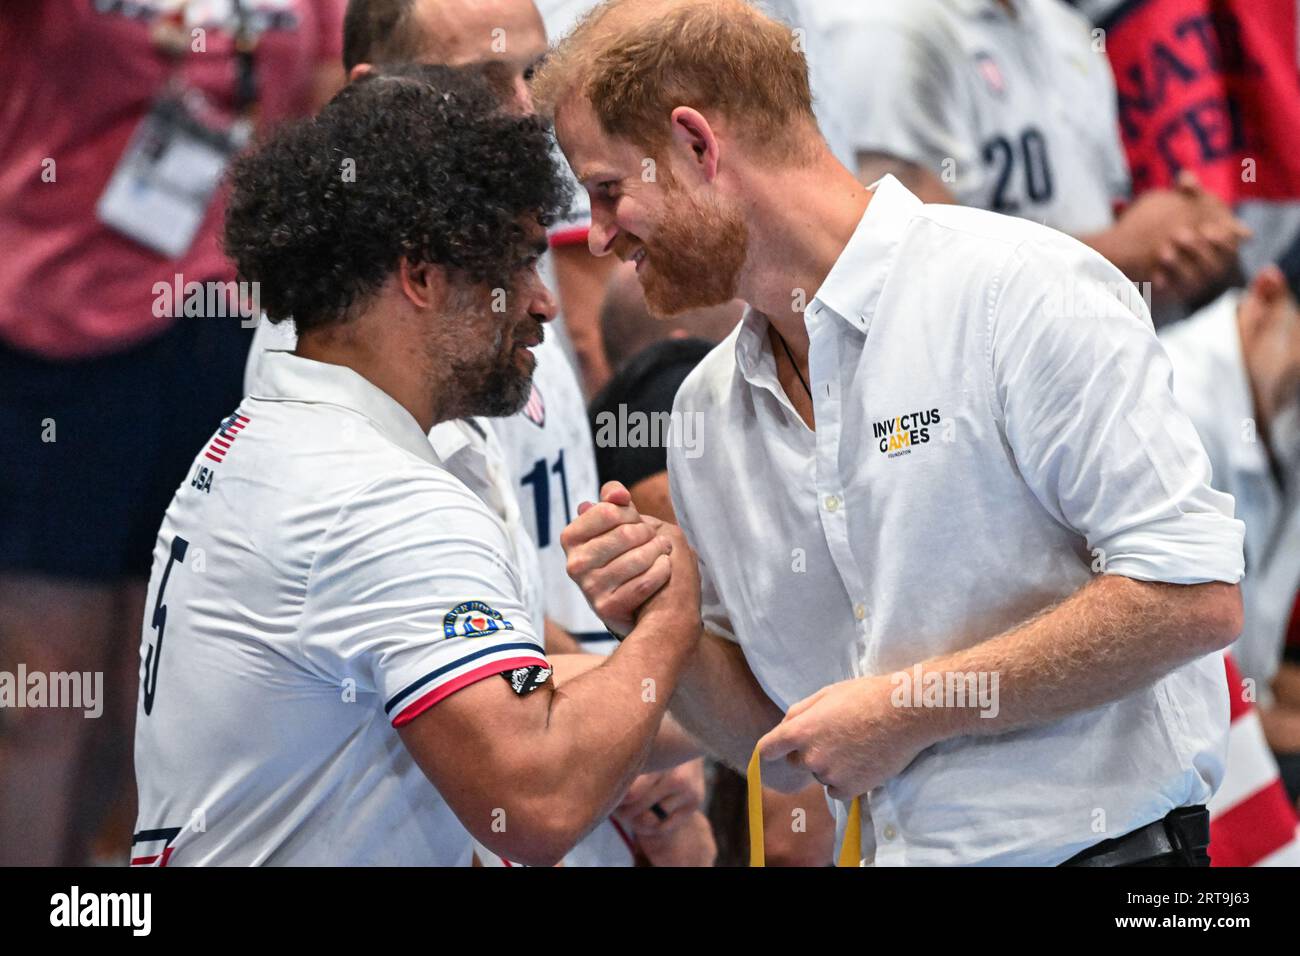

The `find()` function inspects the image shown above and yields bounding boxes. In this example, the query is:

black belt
[1060,806,1211,867]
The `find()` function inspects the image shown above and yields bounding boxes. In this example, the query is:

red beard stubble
[637,184,749,318]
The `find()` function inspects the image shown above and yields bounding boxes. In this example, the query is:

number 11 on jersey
[520,450,571,548]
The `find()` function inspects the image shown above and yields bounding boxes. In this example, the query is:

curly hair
[222,64,572,332]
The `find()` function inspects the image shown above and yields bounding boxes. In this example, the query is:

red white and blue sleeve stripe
[385,642,550,727]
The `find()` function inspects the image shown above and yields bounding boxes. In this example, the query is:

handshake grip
[559,481,701,639]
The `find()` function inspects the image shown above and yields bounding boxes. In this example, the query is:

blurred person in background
[1283,612,1300,804]
[535,0,620,397]
[0,0,345,866]
[1160,246,1300,847]
[794,0,1248,321]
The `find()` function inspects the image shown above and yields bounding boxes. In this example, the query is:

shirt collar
[427,416,486,465]
[733,175,923,382]
[427,416,516,522]
[811,174,923,334]
[251,349,439,467]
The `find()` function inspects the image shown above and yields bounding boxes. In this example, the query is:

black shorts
[0,316,252,581]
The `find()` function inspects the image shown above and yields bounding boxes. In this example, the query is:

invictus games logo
[872,408,942,458]
[443,601,515,639]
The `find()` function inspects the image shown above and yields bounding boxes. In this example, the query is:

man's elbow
[1192,581,1243,653]
[481,789,592,868]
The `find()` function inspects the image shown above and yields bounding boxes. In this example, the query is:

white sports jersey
[132,351,550,866]
[802,0,1129,236]
[490,333,613,652]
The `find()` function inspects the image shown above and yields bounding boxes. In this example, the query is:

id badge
[97,92,250,259]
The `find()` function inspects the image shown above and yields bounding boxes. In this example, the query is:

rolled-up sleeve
[988,241,1245,585]
[304,472,550,728]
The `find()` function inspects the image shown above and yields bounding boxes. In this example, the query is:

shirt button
[882,824,897,842]
[824,495,841,512]
[853,603,866,621]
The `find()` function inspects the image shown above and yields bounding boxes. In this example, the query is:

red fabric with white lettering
[1103,0,1300,202]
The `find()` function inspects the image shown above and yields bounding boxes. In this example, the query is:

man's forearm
[669,631,808,790]
[534,612,698,833]
[906,575,1241,744]
[643,713,704,771]
[550,653,703,771]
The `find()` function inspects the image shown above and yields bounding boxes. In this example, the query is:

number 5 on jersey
[142,534,188,716]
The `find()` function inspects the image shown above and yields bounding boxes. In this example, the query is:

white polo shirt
[427,415,546,633]
[668,175,1245,866]
[243,274,611,658]
[132,351,550,866]
[1161,290,1300,700]
[802,0,1129,236]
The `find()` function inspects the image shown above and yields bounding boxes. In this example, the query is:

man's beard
[468,354,533,418]
[637,186,748,317]
[441,314,539,420]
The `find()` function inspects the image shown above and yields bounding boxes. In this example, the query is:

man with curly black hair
[239,0,718,868]
[227,63,568,421]
[129,66,701,866]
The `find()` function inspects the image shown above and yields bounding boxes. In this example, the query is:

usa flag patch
[523,383,545,427]
[205,411,250,464]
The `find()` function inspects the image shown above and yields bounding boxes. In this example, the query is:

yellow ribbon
[747,746,862,867]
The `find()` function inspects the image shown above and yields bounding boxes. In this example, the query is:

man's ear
[669,106,720,182]
[348,62,374,83]
[398,258,447,311]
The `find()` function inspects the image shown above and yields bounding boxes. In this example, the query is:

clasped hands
[561,481,939,801]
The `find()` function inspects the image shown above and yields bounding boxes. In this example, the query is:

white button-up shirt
[133,351,550,865]
[1161,290,1300,700]
[668,176,1245,865]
